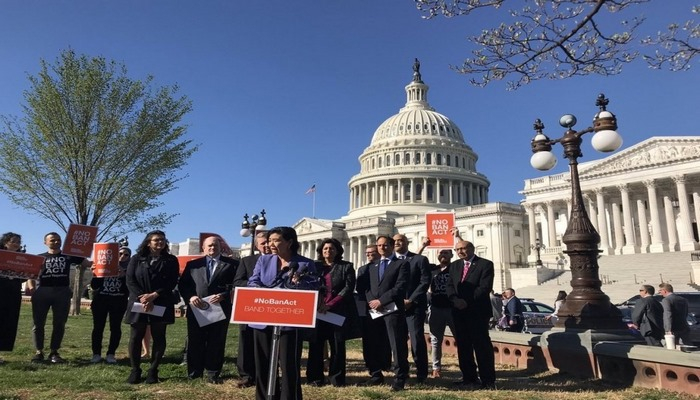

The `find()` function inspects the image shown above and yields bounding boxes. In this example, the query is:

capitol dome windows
[396,153,401,165]
[426,153,432,165]
[446,155,451,166]
[415,183,423,201]
[415,152,420,164]
[386,154,391,166]
[437,154,442,166]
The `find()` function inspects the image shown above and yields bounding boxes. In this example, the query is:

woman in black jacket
[305,238,358,387]
[124,230,179,384]
[0,232,24,364]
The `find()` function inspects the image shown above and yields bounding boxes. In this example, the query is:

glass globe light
[240,229,251,237]
[559,114,577,128]
[592,129,622,152]
[530,151,557,171]
[256,224,267,232]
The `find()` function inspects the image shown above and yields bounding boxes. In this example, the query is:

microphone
[288,261,300,276]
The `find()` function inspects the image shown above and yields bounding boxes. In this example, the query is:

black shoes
[127,368,142,384]
[359,377,384,386]
[390,380,405,392]
[145,369,159,384]
[206,376,223,384]
[236,378,255,388]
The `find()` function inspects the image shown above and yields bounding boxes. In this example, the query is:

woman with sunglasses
[124,230,179,384]
[89,246,131,364]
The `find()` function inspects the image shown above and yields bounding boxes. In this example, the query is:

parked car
[505,298,555,334]
[617,295,700,345]
[617,292,700,317]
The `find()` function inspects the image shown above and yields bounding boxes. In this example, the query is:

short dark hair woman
[89,246,131,364]
[248,226,319,400]
[305,238,358,387]
[0,232,24,364]
[124,230,179,384]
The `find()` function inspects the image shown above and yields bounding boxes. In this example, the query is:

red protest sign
[177,255,201,276]
[425,212,456,248]
[0,250,45,280]
[232,287,318,328]
[63,224,98,258]
[92,243,120,278]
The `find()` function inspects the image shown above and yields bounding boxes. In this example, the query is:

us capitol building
[293,62,528,293]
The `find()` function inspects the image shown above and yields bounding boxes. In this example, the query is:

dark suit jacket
[446,256,494,319]
[234,254,259,288]
[662,293,690,334]
[402,251,431,310]
[124,253,180,324]
[179,255,238,319]
[365,256,409,312]
[632,295,663,339]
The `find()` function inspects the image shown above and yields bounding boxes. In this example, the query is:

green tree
[415,0,699,89]
[0,49,197,240]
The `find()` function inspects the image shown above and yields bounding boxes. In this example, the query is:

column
[644,180,666,253]
[663,195,679,252]
[611,201,624,254]
[410,179,415,203]
[524,204,537,264]
[673,175,700,250]
[619,184,639,254]
[449,180,454,205]
[594,188,612,254]
[546,201,557,248]
[636,198,650,253]
[349,237,356,268]
[586,194,598,232]
[694,192,700,237]
[423,178,428,203]
[459,181,464,205]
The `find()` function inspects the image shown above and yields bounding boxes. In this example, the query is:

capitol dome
[347,60,490,218]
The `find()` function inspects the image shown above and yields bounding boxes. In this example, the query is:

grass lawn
[0,303,693,400]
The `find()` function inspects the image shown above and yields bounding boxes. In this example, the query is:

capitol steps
[514,251,698,305]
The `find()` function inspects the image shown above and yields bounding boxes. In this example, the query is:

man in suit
[356,244,391,375]
[502,288,525,332]
[630,285,663,346]
[179,236,238,383]
[658,282,691,346]
[393,233,431,382]
[363,235,410,392]
[446,240,496,390]
[232,231,269,388]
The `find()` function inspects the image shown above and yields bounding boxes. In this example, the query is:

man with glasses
[446,240,496,390]
[90,246,131,363]
[233,231,270,388]
[630,285,663,346]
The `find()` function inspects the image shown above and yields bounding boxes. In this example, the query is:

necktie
[379,259,388,281]
[207,259,215,282]
[461,260,471,282]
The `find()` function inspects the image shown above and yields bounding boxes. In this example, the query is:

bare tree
[415,0,699,89]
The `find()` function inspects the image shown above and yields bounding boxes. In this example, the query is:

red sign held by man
[63,224,98,258]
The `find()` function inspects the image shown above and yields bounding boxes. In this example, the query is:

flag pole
[312,189,316,218]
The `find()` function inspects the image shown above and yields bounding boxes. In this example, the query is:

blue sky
[0,1,697,253]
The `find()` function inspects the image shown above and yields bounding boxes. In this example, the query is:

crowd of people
[0,226,694,399]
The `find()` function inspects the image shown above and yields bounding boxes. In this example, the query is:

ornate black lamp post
[530,94,625,330]
[531,237,545,266]
[240,209,267,257]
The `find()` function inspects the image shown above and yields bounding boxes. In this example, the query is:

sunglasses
[119,252,130,256]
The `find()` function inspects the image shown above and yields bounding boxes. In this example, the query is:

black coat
[317,260,360,339]
[124,253,180,325]
[632,295,664,340]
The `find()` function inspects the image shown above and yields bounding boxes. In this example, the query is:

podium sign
[232,287,318,328]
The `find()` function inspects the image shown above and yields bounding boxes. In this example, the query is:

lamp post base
[540,328,644,378]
